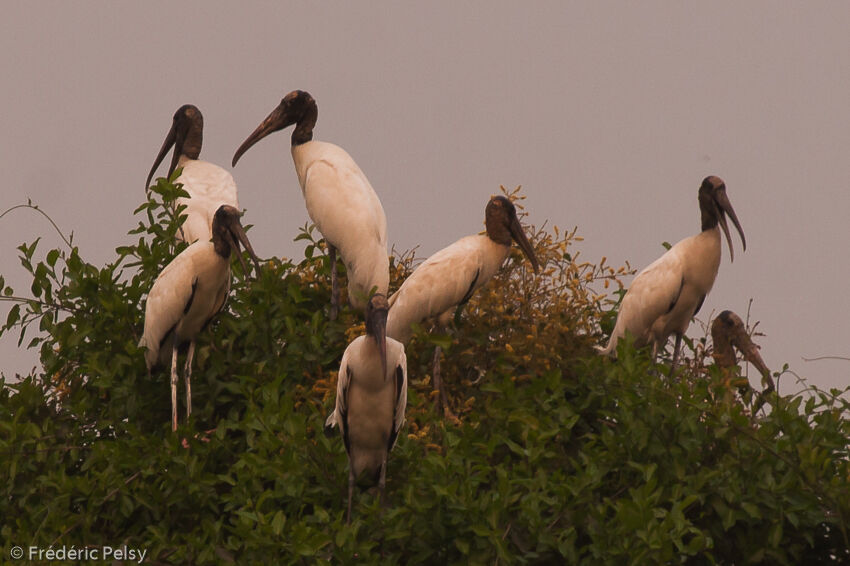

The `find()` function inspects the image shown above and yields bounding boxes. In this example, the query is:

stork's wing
[325,341,355,454]
[138,243,206,368]
[302,156,390,305]
[388,343,408,452]
[610,250,686,347]
[302,156,387,250]
[387,236,485,341]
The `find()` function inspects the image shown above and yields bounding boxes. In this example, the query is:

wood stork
[145,104,239,243]
[386,195,539,414]
[597,176,746,373]
[711,310,774,413]
[139,205,260,431]
[232,90,388,320]
[323,294,407,522]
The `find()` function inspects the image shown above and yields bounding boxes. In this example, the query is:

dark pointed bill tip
[509,213,540,274]
[232,104,288,167]
[714,187,746,262]
[145,121,177,190]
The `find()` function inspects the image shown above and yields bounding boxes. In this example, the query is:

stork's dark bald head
[697,175,746,261]
[232,90,318,165]
[484,195,540,273]
[145,104,204,189]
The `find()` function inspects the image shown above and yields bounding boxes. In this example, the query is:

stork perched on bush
[139,205,260,431]
[232,90,388,320]
[711,310,774,413]
[324,294,407,522]
[386,195,539,414]
[145,105,239,243]
[597,176,746,373]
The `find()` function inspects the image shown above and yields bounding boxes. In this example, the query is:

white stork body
[385,196,539,415]
[140,241,230,369]
[292,140,388,310]
[387,234,510,342]
[232,90,389,317]
[146,105,239,244]
[598,176,746,371]
[324,295,407,522]
[600,227,721,357]
[139,205,259,431]
[173,156,239,244]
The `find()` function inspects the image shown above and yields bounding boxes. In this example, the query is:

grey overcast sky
[2,3,849,394]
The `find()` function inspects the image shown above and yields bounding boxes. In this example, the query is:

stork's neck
[291,101,318,146]
[213,234,232,260]
[182,126,203,160]
[712,338,737,369]
[485,222,512,247]
[699,191,720,232]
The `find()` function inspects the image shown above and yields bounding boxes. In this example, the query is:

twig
[1,203,74,248]
[802,355,850,363]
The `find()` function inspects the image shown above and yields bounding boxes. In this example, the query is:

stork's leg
[328,244,339,321]
[432,345,443,410]
[378,456,388,508]
[432,346,454,418]
[184,341,195,420]
[347,466,355,524]
[171,345,179,432]
[669,333,683,377]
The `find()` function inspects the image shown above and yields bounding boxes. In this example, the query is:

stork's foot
[180,428,217,449]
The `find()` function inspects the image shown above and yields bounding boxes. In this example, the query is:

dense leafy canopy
[1,179,849,564]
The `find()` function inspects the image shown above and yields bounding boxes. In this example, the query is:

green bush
[1,181,848,564]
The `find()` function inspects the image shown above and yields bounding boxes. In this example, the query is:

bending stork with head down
[325,294,407,523]
[711,310,775,413]
[139,205,260,431]
[146,105,239,243]
[232,90,388,320]
[597,176,746,373]
[386,195,539,414]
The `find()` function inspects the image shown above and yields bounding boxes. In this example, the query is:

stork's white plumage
[386,195,539,413]
[324,294,407,522]
[232,90,388,318]
[146,105,239,244]
[598,176,746,372]
[139,205,259,431]
[711,310,774,413]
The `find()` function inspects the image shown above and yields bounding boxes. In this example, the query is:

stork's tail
[323,410,337,438]
[595,338,617,359]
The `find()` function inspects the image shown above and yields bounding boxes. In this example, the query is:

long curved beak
[229,221,261,277]
[232,104,290,167]
[373,309,388,379]
[145,122,178,190]
[715,189,746,262]
[509,215,540,274]
[736,334,774,392]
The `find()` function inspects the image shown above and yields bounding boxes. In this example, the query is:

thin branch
[802,355,850,363]
[1,203,73,248]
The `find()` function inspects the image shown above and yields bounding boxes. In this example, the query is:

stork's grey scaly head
[484,196,540,274]
[711,310,770,380]
[698,176,746,262]
[146,104,203,189]
[211,205,261,277]
[232,90,318,166]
